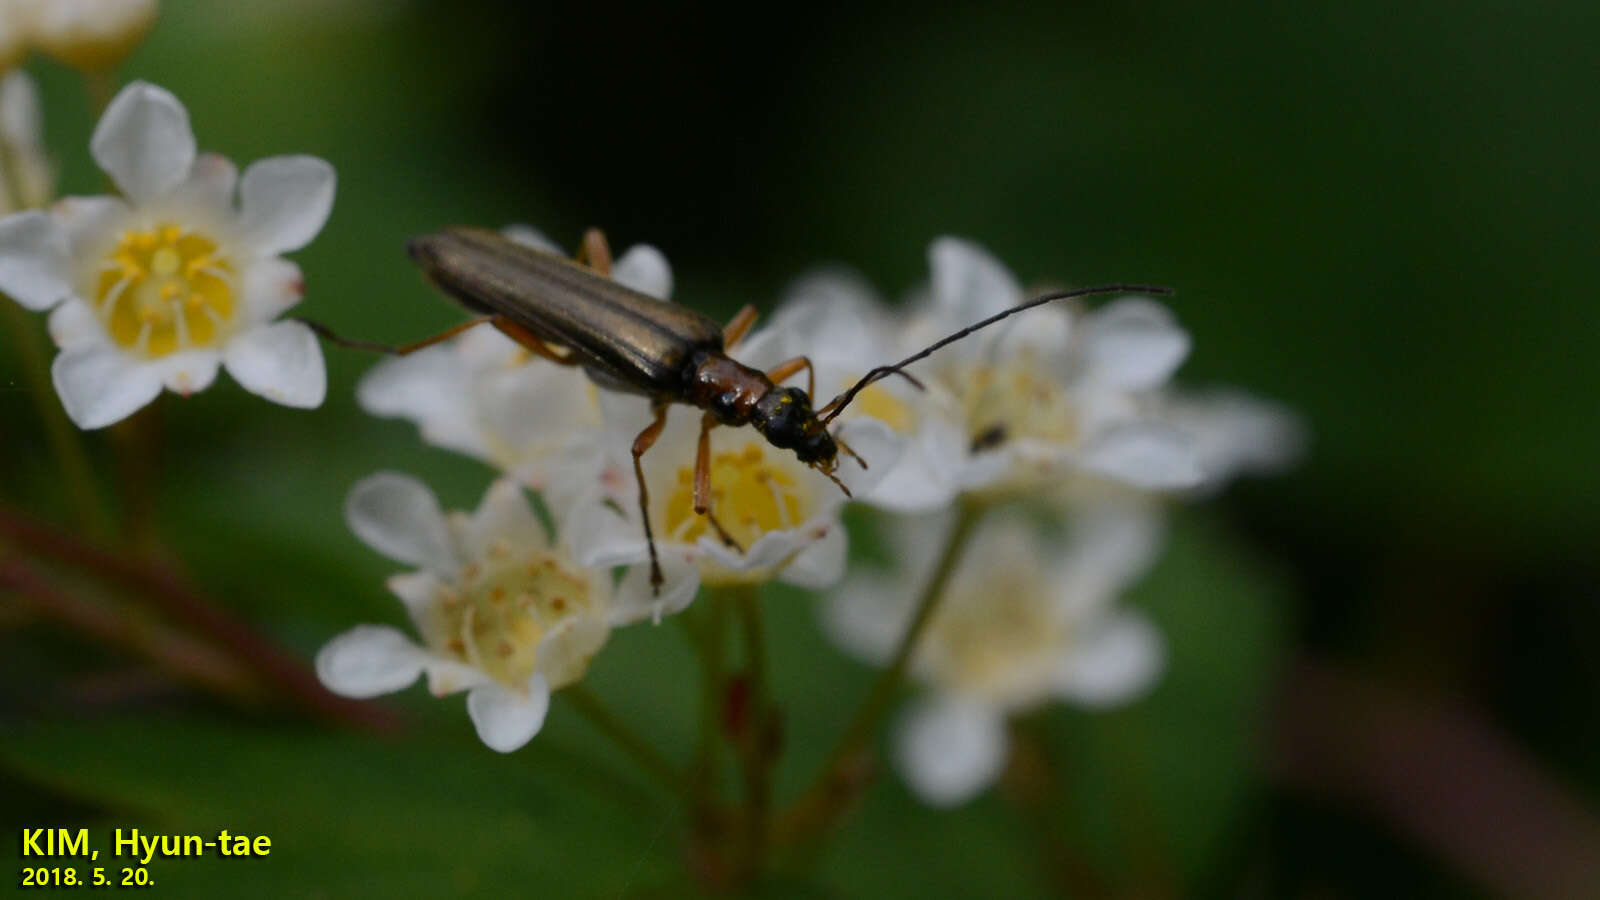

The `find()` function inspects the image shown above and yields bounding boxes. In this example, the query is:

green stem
[777,499,983,845]
[563,683,691,795]
[730,584,774,876]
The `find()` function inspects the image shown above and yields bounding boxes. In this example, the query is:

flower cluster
[320,225,1299,767]
[0,81,334,427]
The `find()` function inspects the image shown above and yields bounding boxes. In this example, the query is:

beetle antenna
[292,317,403,355]
[818,283,1174,424]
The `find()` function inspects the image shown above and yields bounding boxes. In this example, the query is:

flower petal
[0,211,72,310]
[1082,298,1190,390]
[501,224,562,254]
[821,573,912,666]
[344,472,458,575]
[153,349,221,396]
[612,244,673,299]
[51,343,162,429]
[894,694,1008,807]
[929,236,1021,321]
[315,625,427,698]
[1053,611,1165,708]
[611,553,699,625]
[52,195,130,253]
[356,346,487,460]
[461,478,546,559]
[778,520,847,589]
[169,152,239,218]
[1076,422,1203,489]
[238,155,336,255]
[466,675,551,753]
[222,319,326,408]
[47,299,100,348]
[239,257,306,322]
[91,82,196,204]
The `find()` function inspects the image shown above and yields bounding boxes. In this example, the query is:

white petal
[355,347,487,460]
[1165,389,1308,490]
[1076,422,1203,489]
[567,498,649,568]
[462,478,546,559]
[894,694,1009,807]
[386,570,442,622]
[862,416,965,513]
[154,349,221,396]
[222,319,326,408]
[91,82,196,204]
[237,257,305,323]
[52,195,130,253]
[612,244,673,299]
[820,573,912,666]
[168,152,239,217]
[344,472,458,575]
[831,416,904,499]
[501,224,561,254]
[0,71,42,146]
[1082,298,1190,390]
[1054,611,1165,708]
[51,343,162,429]
[1051,504,1164,618]
[610,553,699,625]
[466,675,551,753]
[47,299,100,348]
[237,155,336,256]
[0,211,72,310]
[929,236,1021,321]
[314,625,426,698]
[778,520,847,589]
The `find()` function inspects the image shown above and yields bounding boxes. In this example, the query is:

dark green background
[2,1,1596,896]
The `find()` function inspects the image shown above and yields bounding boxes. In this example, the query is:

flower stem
[563,683,691,795]
[730,584,775,877]
[776,499,983,846]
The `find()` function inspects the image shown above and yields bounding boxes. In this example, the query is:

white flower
[356,225,673,495]
[565,390,899,590]
[0,81,334,428]
[316,473,694,753]
[0,69,52,214]
[21,0,157,71]
[735,269,968,513]
[892,237,1204,499]
[823,507,1166,806]
[1154,387,1306,494]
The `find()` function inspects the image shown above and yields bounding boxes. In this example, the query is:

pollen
[662,440,809,550]
[98,223,235,358]
[422,546,604,690]
[923,567,1066,707]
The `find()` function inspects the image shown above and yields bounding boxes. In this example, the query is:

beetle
[300,226,1172,592]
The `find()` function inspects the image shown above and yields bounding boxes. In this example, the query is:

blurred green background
[2,1,1597,896]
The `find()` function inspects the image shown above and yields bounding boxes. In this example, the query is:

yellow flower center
[847,382,915,433]
[952,361,1078,450]
[925,567,1064,705]
[424,540,605,690]
[661,440,815,584]
[98,224,235,358]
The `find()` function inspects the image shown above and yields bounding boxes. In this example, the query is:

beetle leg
[723,304,760,349]
[632,402,671,594]
[293,315,495,356]
[492,318,582,366]
[577,227,614,277]
[695,412,744,551]
[766,356,816,403]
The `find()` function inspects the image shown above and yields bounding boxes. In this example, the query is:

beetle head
[753,386,837,469]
